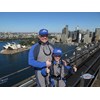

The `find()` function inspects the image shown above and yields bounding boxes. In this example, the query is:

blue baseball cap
[39,29,48,36]
[53,48,62,56]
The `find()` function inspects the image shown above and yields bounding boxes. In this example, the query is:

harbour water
[0,41,75,86]
[0,41,29,77]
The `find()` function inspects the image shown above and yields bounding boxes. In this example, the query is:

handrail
[0,66,31,80]
[62,48,76,55]
[0,43,100,86]
[87,65,100,87]
[63,44,100,65]
[13,75,36,87]
[72,53,100,87]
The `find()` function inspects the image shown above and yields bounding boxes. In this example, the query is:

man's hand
[46,68,50,74]
[46,59,51,68]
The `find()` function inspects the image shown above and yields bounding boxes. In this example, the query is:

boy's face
[53,55,61,62]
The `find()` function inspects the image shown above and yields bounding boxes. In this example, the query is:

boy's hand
[62,60,67,66]
[73,65,77,72]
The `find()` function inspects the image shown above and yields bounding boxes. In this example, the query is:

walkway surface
[92,79,100,87]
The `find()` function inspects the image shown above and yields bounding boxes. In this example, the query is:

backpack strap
[33,43,40,60]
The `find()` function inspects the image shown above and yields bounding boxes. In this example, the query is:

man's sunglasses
[40,35,48,37]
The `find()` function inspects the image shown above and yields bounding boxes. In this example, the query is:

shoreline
[0,46,31,55]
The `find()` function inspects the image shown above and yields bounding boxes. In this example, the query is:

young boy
[41,48,77,87]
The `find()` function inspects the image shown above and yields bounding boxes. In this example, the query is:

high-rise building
[73,26,81,43]
[61,25,69,43]
[95,28,100,41]
[84,30,92,44]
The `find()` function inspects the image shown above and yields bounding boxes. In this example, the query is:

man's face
[38,35,48,43]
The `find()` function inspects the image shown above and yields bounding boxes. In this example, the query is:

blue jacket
[41,60,68,87]
[65,65,75,74]
[28,43,46,69]
[41,62,74,76]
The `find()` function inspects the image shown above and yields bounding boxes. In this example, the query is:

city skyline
[0,12,100,33]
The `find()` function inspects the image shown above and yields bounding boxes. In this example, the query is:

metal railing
[0,42,100,87]
[72,53,100,87]
[0,66,31,85]
[19,43,100,87]
[63,43,100,66]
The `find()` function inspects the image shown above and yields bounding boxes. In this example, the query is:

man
[28,29,53,87]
